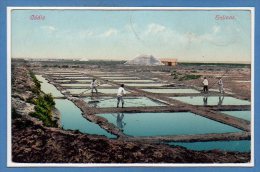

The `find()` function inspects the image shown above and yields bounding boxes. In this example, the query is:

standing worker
[202,77,209,93]
[90,78,98,94]
[218,78,224,94]
[117,84,126,108]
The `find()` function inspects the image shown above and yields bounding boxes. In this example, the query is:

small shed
[160,58,178,66]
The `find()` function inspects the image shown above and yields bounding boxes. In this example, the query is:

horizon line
[12,57,251,64]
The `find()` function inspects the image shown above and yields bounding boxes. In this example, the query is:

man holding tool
[202,77,209,93]
[218,77,224,94]
[90,78,98,95]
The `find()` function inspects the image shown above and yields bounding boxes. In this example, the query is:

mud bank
[12,116,250,163]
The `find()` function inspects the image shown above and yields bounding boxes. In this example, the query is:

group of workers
[89,76,224,108]
[202,77,224,94]
[90,78,126,108]
[86,76,226,132]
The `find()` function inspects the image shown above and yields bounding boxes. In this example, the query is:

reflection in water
[85,97,164,108]
[116,113,126,131]
[55,99,116,138]
[203,96,208,106]
[98,112,242,137]
[89,96,98,108]
[218,96,225,106]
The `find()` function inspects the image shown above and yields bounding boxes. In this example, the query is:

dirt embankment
[12,66,37,116]
[12,117,250,163]
[11,65,250,163]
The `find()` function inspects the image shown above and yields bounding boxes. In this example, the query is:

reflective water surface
[142,88,200,94]
[55,99,116,138]
[98,112,242,137]
[221,111,251,121]
[35,75,63,97]
[171,96,250,106]
[84,97,165,108]
[169,140,250,152]
[125,83,163,87]
[67,88,130,94]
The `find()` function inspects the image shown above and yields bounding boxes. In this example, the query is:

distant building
[160,58,178,66]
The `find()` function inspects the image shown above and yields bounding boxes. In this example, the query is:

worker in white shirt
[90,78,98,94]
[203,77,209,93]
[218,78,224,94]
[117,84,126,108]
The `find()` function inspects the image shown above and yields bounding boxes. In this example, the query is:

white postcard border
[7,6,255,167]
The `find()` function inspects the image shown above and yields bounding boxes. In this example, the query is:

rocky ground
[11,65,37,116]
[11,63,251,163]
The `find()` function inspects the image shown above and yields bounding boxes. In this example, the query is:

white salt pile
[125,54,163,66]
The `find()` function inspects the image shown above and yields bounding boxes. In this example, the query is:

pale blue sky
[11,9,252,62]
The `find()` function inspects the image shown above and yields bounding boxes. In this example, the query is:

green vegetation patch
[178,74,201,81]
[170,71,182,79]
[171,70,201,81]
[30,94,57,127]
[29,70,41,94]
[29,70,58,127]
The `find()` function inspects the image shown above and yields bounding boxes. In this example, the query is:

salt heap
[125,55,163,66]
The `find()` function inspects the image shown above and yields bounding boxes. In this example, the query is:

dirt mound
[125,55,163,66]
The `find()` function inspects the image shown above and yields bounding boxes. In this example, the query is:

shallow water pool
[221,111,251,121]
[61,83,90,87]
[125,83,163,87]
[35,75,63,97]
[55,99,115,138]
[54,80,71,82]
[169,140,250,152]
[113,80,156,83]
[52,74,82,77]
[51,73,79,75]
[75,80,93,82]
[67,88,130,94]
[101,76,139,79]
[171,96,250,106]
[98,112,242,137]
[61,83,112,87]
[142,88,200,94]
[92,73,124,76]
[84,97,165,108]
[64,77,91,79]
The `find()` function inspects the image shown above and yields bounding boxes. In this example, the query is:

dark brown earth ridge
[12,117,250,163]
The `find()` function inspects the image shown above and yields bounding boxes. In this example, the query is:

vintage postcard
[6,6,254,168]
